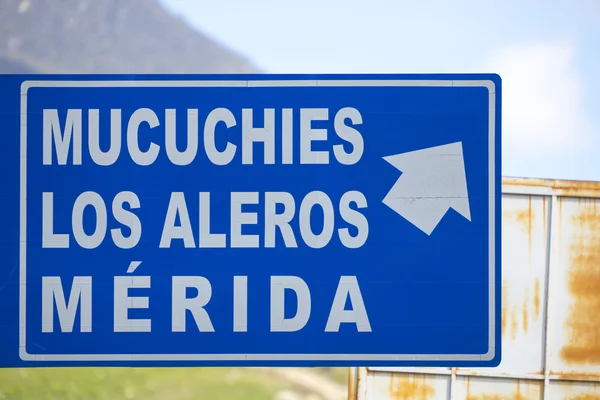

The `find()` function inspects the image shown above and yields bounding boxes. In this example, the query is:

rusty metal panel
[503,178,600,199]
[549,197,600,377]
[358,370,450,400]
[493,194,549,375]
[547,381,600,400]
[352,178,600,400]
[457,376,543,400]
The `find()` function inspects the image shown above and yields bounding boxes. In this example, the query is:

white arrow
[382,141,471,235]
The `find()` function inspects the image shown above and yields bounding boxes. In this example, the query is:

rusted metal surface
[356,371,448,400]
[503,177,600,198]
[463,376,542,400]
[350,177,600,400]
[548,371,600,382]
[387,374,436,400]
[494,193,547,373]
[560,200,600,364]
[551,196,600,374]
[551,380,600,400]
[349,367,359,400]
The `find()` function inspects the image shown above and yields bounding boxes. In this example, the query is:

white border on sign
[19,79,496,362]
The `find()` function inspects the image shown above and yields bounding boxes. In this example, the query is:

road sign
[0,74,501,367]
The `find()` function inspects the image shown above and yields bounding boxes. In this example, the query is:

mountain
[0,57,39,74]
[0,0,259,74]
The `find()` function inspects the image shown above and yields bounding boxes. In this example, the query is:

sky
[160,0,600,181]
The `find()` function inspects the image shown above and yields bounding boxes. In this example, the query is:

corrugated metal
[351,177,600,400]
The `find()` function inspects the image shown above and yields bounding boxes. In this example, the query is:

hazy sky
[160,0,600,181]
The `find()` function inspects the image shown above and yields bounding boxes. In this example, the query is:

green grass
[0,367,301,400]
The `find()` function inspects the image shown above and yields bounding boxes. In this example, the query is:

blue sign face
[0,74,501,367]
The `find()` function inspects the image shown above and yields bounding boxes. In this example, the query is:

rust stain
[543,197,547,233]
[566,394,600,400]
[528,197,532,253]
[502,281,508,336]
[533,279,540,317]
[505,198,535,258]
[549,370,600,381]
[388,375,435,400]
[558,198,564,249]
[503,280,540,340]
[559,197,563,224]
[466,377,470,400]
[502,177,600,198]
[560,200,600,364]
[347,368,356,400]
[512,208,534,235]
[466,384,528,400]
[522,288,529,334]
[511,308,518,340]
[515,381,525,400]
[467,393,512,400]
[512,209,530,226]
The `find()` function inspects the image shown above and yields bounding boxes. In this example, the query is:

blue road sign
[0,74,501,367]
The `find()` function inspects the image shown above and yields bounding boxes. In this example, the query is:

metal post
[541,194,556,400]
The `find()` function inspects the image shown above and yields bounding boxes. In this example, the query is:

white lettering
[88,109,121,166]
[114,276,151,332]
[325,276,371,332]
[230,192,259,248]
[282,108,293,164]
[265,192,297,248]
[43,109,82,165]
[42,276,91,332]
[300,108,329,164]
[270,276,311,332]
[242,108,275,164]
[204,108,237,166]
[166,109,199,166]
[172,276,214,332]
[72,191,107,249]
[42,192,69,248]
[160,192,195,248]
[333,107,364,165]
[299,191,335,249]
[199,192,226,248]
[111,191,142,249]
[127,108,160,166]
[233,276,247,332]
[338,191,369,248]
